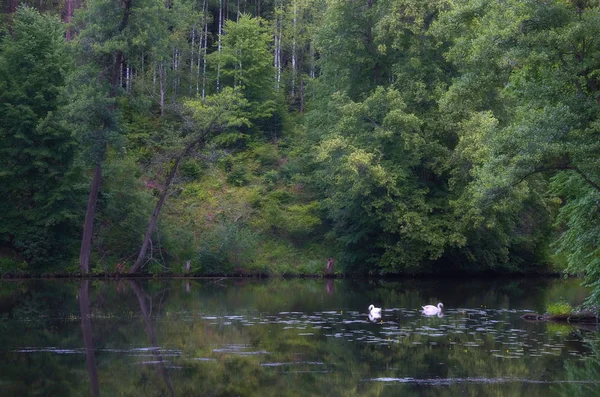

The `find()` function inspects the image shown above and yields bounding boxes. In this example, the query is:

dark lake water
[0,277,599,396]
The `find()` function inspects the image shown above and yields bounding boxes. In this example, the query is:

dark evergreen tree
[0,7,80,267]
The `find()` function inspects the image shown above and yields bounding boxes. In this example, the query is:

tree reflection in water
[79,280,99,397]
[129,280,175,397]
[0,278,599,396]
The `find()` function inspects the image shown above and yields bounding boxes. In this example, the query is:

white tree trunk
[153,61,156,94]
[159,61,165,116]
[274,2,282,90]
[190,25,195,95]
[202,13,208,98]
[291,0,298,97]
[216,0,223,92]
[197,0,207,96]
[172,47,178,99]
[126,62,131,93]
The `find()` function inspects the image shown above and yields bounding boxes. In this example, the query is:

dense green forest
[0,0,599,291]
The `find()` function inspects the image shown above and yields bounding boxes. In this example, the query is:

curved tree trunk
[129,155,183,274]
[129,280,175,396]
[78,0,132,274]
[130,104,226,274]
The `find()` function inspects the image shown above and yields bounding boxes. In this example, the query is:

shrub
[179,160,203,180]
[197,222,259,275]
[262,170,279,187]
[546,300,573,316]
[252,143,280,167]
[227,163,249,186]
[0,257,28,275]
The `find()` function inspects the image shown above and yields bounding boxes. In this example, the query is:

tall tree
[70,0,168,273]
[0,7,78,267]
[436,0,600,277]
[311,87,463,272]
[70,0,130,273]
[209,14,276,121]
[314,0,386,100]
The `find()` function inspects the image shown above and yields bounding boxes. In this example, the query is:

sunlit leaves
[312,87,462,272]
[184,86,250,137]
[209,15,276,120]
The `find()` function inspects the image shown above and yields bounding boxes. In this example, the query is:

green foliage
[0,7,82,267]
[546,300,573,316]
[434,0,600,283]
[309,87,462,273]
[0,257,28,275]
[93,153,155,269]
[226,163,250,186]
[262,169,280,187]
[179,159,203,180]
[315,0,385,100]
[184,86,251,133]
[68,0,169,164]
[3,0,600,283]
[252,142,280,167]
[252,190,321,238]
[551,173,600,304]
[208,15,277,121]
[197,222,260,275]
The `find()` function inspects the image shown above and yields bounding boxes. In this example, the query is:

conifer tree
[0,7,78,266]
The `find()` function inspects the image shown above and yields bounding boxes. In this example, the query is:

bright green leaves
[209,15,276,120]
[184,86,250,143]
[313,87,458,272]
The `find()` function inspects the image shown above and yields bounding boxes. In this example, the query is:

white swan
[422,302,444,316]
[368,304,382,322]
[368,304,382,316]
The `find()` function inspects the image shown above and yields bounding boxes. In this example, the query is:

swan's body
[422,302,444,316]
[368,304,382,316]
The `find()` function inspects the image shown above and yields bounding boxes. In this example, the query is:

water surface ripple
[0,278,598,396]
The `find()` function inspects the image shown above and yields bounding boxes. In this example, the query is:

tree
[311,87,464,273]
[436,0,600,279]
[314,0,389,101]
[129,87,249,273]
[209,14,276,122]
[0,7,79,267]
[70,0,169,273]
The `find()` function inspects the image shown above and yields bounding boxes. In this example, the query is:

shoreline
[0,271,568,280]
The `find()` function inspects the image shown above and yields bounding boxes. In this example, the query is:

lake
[0,277,598,396]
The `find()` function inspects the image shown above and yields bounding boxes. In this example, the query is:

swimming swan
[422,302,444,316]
[368,304,382,316]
